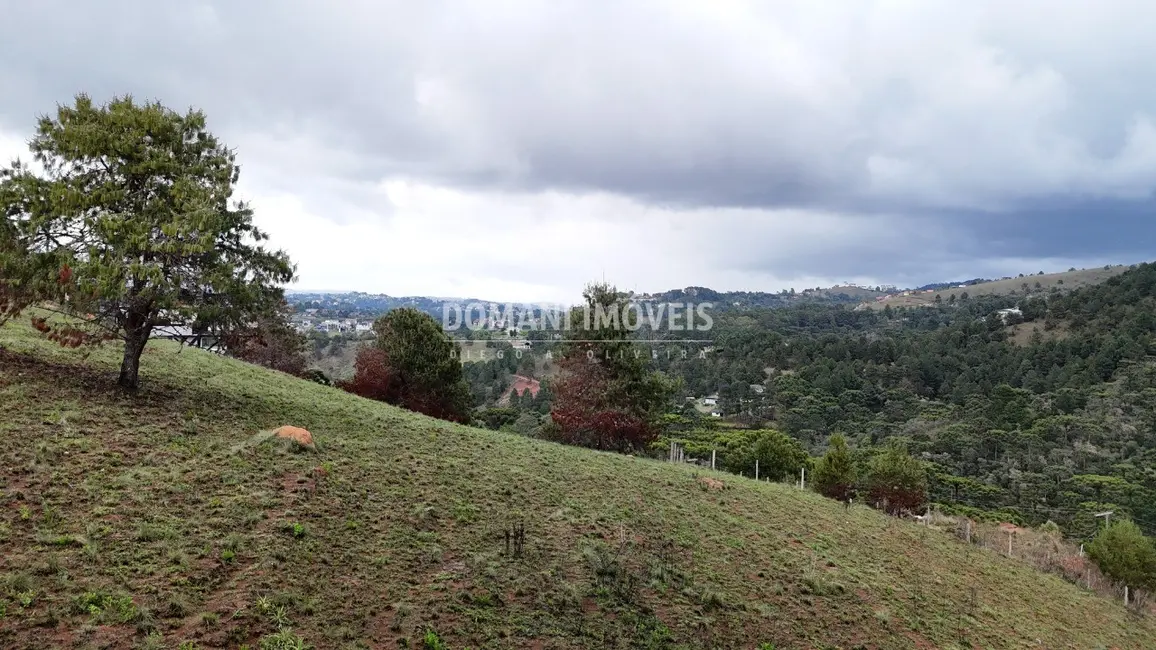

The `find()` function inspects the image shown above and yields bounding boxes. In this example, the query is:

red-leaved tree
[341,347,397,403]
[223,303,308,377]
[549,355,655,452]
[547,283,673,453]
[338,309,473,423]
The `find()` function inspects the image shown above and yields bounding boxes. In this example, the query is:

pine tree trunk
[118,321,151,390]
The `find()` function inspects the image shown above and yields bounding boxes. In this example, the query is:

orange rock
[274,425,315,450]
[998,522,1025,535]
[697,477,725,491]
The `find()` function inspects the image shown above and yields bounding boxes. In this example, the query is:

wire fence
[929,511,1153,613]
[661,446,1153,614]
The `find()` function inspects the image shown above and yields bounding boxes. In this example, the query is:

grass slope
[1,317,1154,650]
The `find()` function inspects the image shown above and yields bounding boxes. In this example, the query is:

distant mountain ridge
[286,284,893,317]
[286,266,1138,318]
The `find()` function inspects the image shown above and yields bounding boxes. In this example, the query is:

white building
[995,308,1023,324]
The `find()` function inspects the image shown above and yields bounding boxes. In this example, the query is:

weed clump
[72,591,139,625]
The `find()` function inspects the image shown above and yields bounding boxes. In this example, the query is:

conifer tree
[866,440,928,515]
[343,308,473,423]
[0,94,294,388]
[548,283,674,452]
[813,434,857,501]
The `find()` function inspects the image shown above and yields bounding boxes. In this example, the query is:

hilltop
[285,266,1135,329]
[862,265,1131,310]
[636,286,887,310]
[2,317,1154,649]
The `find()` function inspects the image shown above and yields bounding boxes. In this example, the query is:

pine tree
[813,434,857,501]
[548,283,673,452]
[866,440,928,515]
[0,94,294,388]
[362,307,473,423]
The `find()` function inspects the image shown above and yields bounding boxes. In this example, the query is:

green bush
[721,429,808,482]
[1087,520,1156,591]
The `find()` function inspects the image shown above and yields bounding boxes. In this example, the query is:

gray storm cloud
[1,0,1153,291]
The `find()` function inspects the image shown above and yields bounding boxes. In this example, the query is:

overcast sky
[2,1,1154,302]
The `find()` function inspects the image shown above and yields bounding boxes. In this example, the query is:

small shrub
[136,523,176,543]
[137,632,166,650]
[451,501,479,524]
[271,605,292,628]
[422,627,448,650]
[73,591,138,624]
[694,586,727,611]
[164,596,190,619]
[259,628,311,650]
[583,542,639,603]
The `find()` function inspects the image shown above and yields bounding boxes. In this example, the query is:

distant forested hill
[659,262,1156,539]
[638,284,887,309]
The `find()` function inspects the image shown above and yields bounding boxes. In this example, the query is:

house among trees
[996,307,1023,324]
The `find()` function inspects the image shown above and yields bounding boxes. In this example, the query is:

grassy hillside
[866,265,1131,309]
[2,317,1154,649]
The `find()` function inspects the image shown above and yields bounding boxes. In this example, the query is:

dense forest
[658,263,1156,540]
